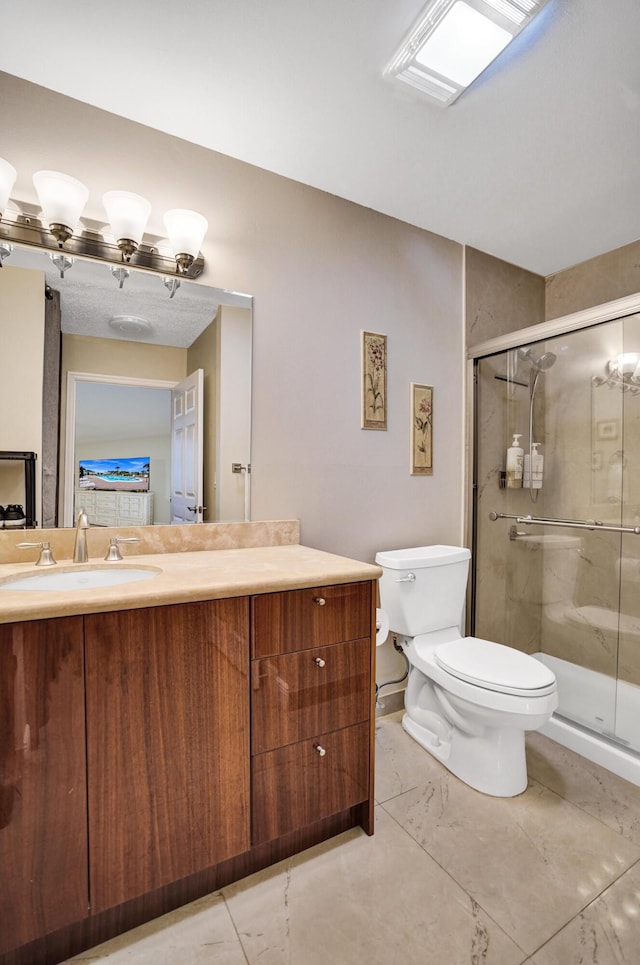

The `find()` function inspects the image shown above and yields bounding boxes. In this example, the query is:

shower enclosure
[471,305,640,783]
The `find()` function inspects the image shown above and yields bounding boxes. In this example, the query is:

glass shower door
[474,313,640,753]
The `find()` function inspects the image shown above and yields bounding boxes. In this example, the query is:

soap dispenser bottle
[506,434,523,488]
[530,442,543,489]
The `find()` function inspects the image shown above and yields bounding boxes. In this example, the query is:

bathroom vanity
[0,526,379,965]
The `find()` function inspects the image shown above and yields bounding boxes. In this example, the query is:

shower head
[535,352,557,371]
[519,347,557,371]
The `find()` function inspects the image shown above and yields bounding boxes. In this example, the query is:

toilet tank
[375,545,471,637]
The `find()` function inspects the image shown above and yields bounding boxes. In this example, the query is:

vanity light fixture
[0,159,208,280]
[110,265,130,289]
[595,353,640,394]
[32,170,89,247]
[102,190,152,262]
[163,209,209,275]
[163,275,181,299]
[615,352,640,377]
[385,0,551,106]
[49,252,74,279]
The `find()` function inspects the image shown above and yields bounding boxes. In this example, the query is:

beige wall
[0,264,45,521]
[215,306,252,522]
[1,71,465,570]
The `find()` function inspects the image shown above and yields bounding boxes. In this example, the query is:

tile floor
[65,712,640,964]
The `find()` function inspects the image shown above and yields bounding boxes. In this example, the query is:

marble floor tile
[526,731,640,845]
[223,807,525,965]
[374,709,445,803]
[60,714,640,964]
[529,860,640,965]
[64,893,247,964]
[383,768,640,956]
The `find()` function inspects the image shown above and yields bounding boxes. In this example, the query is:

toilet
[375,544,557,797]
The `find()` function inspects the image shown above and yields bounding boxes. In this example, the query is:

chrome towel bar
[489,511,640,536]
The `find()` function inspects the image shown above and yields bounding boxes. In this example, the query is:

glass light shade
[617,352,640,375]
[0,158,17,215]
[102,190,151,246]
[163,208,208,258]
[33,170,89,233]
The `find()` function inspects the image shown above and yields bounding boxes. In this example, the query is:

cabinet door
[85,599,250,912]
[0,617,87,955]
[252,722,370,844]
[251,638,371,754]
[252,582,371,658]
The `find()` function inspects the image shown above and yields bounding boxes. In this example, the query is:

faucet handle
[17,541,57,566]
[105,536,141,561]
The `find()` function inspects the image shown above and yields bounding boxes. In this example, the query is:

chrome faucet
[73,508,90,563]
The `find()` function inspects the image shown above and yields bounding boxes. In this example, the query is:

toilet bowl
[375,545,558,797]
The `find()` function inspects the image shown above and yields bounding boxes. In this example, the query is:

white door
[170,369,204,523]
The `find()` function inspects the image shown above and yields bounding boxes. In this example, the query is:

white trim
[461,244,472,549]
[63,372,177,527]
[467,290,640,360]
[540,716,640,788]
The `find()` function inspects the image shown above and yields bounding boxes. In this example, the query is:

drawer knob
[314,744,327,757]
[313,597,326,606]
[314,656,326,668]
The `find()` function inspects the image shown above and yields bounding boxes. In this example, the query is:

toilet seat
[434,637,557,697]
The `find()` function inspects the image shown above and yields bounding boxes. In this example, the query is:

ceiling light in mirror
[108,314,154,338]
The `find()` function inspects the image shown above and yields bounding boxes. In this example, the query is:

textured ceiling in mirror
[10,246,251,348]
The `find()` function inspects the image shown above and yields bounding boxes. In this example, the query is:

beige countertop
[0,544,382,624]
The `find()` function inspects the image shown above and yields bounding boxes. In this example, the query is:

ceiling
[2,0,639,277]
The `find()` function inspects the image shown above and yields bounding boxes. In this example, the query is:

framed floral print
[411,383,433,475]
[361,331,387,430]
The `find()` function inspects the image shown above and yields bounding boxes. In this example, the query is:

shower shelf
[489,511,640,536]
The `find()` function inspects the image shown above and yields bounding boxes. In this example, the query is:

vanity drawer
[251,637,371,754]
[251,581,372,658]
[251,721,370,844]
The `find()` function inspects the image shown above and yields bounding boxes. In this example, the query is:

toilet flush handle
[395,572,416,583]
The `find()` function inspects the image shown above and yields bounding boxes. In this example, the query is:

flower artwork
[361,331,387,430]
[411,383,433,475]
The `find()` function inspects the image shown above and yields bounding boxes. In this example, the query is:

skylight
[385,0,550,106]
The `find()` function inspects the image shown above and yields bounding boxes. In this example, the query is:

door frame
[63,371,177,527]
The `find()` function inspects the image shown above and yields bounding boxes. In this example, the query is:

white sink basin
[0,566,161,591]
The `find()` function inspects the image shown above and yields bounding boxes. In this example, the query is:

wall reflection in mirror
[0,245,252,530]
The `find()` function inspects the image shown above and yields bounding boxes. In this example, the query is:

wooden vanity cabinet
[0,575,376,965]
[250,581,374,844]
[0,617,87,956]
[84,598,250,912]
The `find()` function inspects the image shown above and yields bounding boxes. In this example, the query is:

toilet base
[402,711,528,797]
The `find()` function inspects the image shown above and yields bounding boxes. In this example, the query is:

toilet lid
[434,637,556,696]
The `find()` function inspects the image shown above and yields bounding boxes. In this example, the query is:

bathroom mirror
[0,245,252,528]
